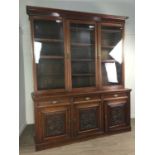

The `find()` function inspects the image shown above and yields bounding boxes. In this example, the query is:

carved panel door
[104,99,130,132]
[73,101,102,138]
[37,105,71,143]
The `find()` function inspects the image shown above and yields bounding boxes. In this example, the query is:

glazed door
[73,98,102,138]
[104,98,130,132]
[67,20,98,90]
[31,17,67,92]
[36,105,71,143]
[98,23,124,88]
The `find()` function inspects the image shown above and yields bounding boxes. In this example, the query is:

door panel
[32,18,66,91]
[44,111,66,137]
[98,23,124,88]
[68,20,98,89]
[73,101,102,137]
[36,105,71,142]
[104,99,130,132]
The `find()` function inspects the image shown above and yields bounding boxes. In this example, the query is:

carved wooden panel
[44,112,66,137]
[79,107,98,131]
[110,104,125,126]
[105,99,129,132]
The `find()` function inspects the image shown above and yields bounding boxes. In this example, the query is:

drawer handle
[114,94,118,97]
[85,97,91,101]
[51,100,58,104]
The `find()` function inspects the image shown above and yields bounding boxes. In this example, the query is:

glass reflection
[109,40,122,64]
[34,41,42,63]
[101,26,123,85]
[105,62,118,83]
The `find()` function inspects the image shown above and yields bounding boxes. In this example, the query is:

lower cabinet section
[104,98,131,133]
[35,105,71,147]
[43,109,69,138]
[33,90,131,150]
[73,101,103,138]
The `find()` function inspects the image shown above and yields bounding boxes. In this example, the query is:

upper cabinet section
[27,6,127,93]
[32,18,65,91]
[98,23,124,87]
[69,21,97,89]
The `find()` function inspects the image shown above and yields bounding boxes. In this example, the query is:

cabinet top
[32,89,131,99]
[26,6,128,22]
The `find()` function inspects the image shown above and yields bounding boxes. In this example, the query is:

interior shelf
[40,55,64,59]
[101,29,121,33]
[38,74,64,77]
[101,45,114,49]
[71,43,95,46]
[72,74,95,77]
[35,38,64,43]
[101,59,116,63]
[71,27,94,31]
[71,59,94,62]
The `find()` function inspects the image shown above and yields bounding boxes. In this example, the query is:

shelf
[71,59,94,62]
[38,74,64,77]
[101,59,116,63]
[72,74,95,77]
[101,45,114,49]
[35,38,64,43]
[101,29,121,33]
[71,43,95,47]
[71,27,94,32]
[40,55,64,59]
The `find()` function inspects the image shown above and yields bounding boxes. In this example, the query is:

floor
[19,119,135,155]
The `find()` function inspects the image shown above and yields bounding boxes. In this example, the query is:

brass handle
[51,100,58,104]
[114,94,118,97]
[85,97,91,101]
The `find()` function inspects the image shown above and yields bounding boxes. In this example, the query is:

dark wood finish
[104,94,130,132]
[27,6,131,151]
[73,100,102,138]
[35,104,71,143]
[26,6,128,22]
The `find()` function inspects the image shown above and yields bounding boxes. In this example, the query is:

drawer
[73,95,101,103]
[103,92,128,99]
[37,97,70,107]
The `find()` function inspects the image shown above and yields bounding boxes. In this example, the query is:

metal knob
[85,97,91,101]
[51,100,58,104]
[114,94,118,97]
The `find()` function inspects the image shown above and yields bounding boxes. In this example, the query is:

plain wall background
[19,0,135,127]
[19,26,26,135]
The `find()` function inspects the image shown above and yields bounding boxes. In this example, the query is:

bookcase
[27,6,131,151]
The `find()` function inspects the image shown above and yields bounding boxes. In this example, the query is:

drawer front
[37,97,70,107]
[73,95,101,103]
[103,92,128,99]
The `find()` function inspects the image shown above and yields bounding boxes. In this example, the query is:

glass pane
[36,42,64,56]
[34,20,64,39]
[33,19,65,90]
[70,23,96,88]
[71,46,95,59]
[72,61,95,74]
[37,59,64,90]
[101,26,123,85]
[72,76,95,88]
